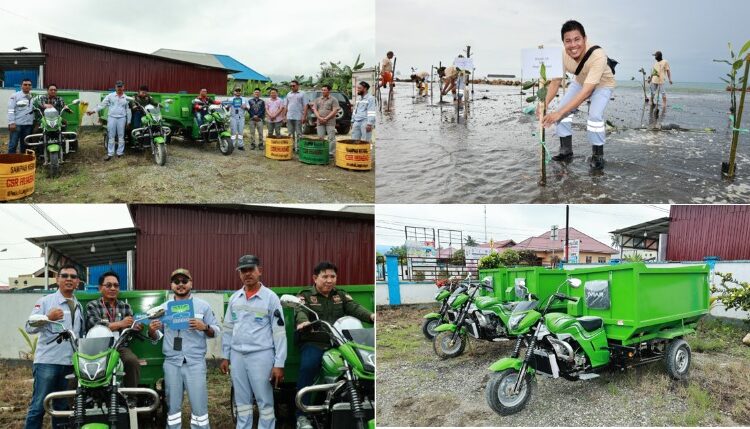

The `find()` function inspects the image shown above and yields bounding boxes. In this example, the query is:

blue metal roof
[214,54,270,82]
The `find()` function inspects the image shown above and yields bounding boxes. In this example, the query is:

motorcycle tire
[154,144,167,166]
[421,318,441,340]
[485,369,534,416]
[230,383,238,424]
[665,338,691,381]
[219,136,234,155]
[433,330,466,359]
[48,151,60,178]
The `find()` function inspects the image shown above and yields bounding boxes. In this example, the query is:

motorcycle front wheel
[485,369,534,416]
[433,330,466,359]
[421,318,441,340]
[219,136,234,155]
[153,143,167,166]
[48,151,60,178]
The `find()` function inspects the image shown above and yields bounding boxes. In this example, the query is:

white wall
[1,89,104,128]
[0,292,226,361]
[376,281,437,305]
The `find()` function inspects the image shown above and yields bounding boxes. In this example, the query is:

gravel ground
[376,305,750,427]
[1,128,374,203]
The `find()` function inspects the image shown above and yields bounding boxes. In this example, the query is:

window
[598,257,606,263]
[585,256,592,263]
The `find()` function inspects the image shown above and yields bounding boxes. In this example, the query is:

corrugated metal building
[667,205,750,261]
[40,34,234,93]
[129,205,374,290]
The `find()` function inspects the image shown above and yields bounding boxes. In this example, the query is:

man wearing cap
[650,51,672,108]
[221,255,286,429]
[131,85,159,131]
[88,80,131,161]
[24,264,85,429]
[351,81,376,142]
[149,268,220,429]
[85,271,145,389]
[294,261,374,429]
[228,87,248,151]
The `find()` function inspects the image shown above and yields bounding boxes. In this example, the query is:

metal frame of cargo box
[563,262,710,346]
[478,267,568,310]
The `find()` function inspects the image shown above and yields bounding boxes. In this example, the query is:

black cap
[236,254,260,270]
[115,80,124,87]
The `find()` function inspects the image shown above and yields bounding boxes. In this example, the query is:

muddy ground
[376,304,750,427]
[1,127,374,203]
[376,83,750,203]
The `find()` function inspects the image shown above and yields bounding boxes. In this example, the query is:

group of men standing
[23,257,373,429]
[6,80,74,155]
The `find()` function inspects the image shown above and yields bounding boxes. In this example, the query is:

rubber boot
[551,136,573,162]
[589,145,605,170]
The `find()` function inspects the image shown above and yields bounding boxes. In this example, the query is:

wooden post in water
[438,61,443,104]
[539,77,548,186]
[727,54,750,179]
[430,65,434,105]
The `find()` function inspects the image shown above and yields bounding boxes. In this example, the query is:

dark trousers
[24,363,73,429]
[295,344,326,417]
[8,124,33,154]
[119,346,141,388]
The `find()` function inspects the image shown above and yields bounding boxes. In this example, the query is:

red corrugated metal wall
[667,205,750,261]
[43,39,227,93]
[130,205,374,290]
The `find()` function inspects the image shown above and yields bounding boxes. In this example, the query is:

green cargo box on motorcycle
[485,263,710,416]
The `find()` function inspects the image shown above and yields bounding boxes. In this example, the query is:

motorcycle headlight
[78,356,108,381]
[152,111,162,121]
[356,348,375,373]
[48,119,59,128]
[508,314,525,331]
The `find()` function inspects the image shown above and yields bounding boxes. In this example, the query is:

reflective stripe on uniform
[560,115,573,123]
[167,412,181,426]
[236,404,253,417]
[587,120,605,132]
[259,405,275,420]
[190,413,209,427]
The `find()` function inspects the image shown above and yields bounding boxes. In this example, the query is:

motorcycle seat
[502,302,518,311]
[576,316,603,332]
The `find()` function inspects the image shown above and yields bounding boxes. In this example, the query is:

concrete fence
[377,256,750,321]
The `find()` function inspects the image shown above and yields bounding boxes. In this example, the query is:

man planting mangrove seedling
[541,20,616,170]
[352,81,377,142]
[381,51,395,88]
[650,50,673,108]
[293,261,374,429]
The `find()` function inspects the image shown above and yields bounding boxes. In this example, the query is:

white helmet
[87,324,115,339]
[333,316,364,332]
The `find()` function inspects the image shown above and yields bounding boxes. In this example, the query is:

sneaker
[237,146,245,151]
[296,415,313,429]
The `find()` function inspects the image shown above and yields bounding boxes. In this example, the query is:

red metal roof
[39,33,233,93]
[478,240,516,249]
[513,227,617,254]
[667,205,750,261]
[128,205,374,291]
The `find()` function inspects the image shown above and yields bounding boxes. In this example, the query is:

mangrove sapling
[522,62,552,186]
[718,40,750,178]
[637,68,649,102]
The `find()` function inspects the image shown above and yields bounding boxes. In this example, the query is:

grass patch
[686,317,750,359]
[377,323,425,362]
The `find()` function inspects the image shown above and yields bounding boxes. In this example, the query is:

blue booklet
[167,299,194,330]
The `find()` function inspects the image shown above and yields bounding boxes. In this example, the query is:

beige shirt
[563,43,616,89]
[313,95,340,119]
[417,71,429,79]
[381,58,393,73]
[651,60,670,84]
[444,66,458,79]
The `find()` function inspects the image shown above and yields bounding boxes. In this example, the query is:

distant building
[153,49,270,85]
[477,240,516,251]
[513,227,618,266]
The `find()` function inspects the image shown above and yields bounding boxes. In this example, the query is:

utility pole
[564,205,570,263]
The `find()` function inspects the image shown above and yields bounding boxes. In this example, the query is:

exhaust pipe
[43,387,160,417]
[294,381,346,413]
[547,336,575,362]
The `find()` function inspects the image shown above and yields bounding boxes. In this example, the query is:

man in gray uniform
[88,80,131,161]
[228,87,248,150]
[221,255,286,429]
[351,81,377,142]
[7,78,35,154]
[150,268,220,429]
[24,264,85,429]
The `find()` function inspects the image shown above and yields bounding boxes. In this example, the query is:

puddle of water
[376,84,749,203]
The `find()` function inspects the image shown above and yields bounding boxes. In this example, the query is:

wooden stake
[539,78,547,186]
[727,55,750,179]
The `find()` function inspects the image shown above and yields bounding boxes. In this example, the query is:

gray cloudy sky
[376,0,749,83]
[0,0,374,81]
[376,204,670,249]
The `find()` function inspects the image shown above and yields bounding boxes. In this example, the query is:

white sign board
[453,57,475,70]
[465,246,492,260]
[568,239,580,263]
[406,241,437,258]
[521,47,563,79]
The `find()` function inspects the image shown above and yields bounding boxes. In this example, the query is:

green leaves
[537,87,547,101]
[522,80,535,90]
[740,40,750,58]
[540,62,547,81]
[526,96,538,103]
